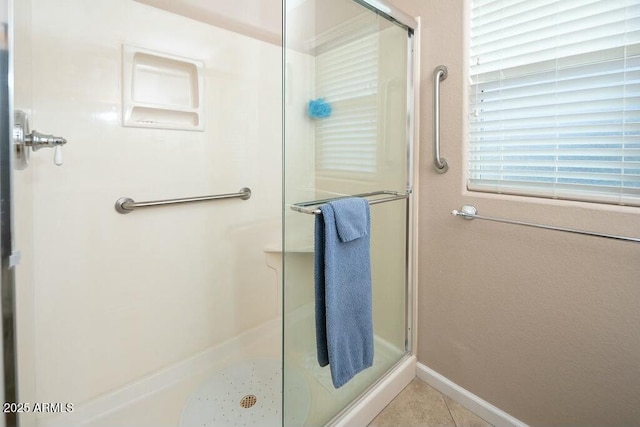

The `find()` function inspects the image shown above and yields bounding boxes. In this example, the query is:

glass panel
[10,1,283,426]
[284,0,410,424]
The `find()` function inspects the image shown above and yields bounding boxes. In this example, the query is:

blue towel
[314,197,374,388]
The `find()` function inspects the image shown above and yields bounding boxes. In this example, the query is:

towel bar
[452,205,640,244]
[291,190,409,215]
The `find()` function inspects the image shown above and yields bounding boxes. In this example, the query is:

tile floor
[368,378,493,427]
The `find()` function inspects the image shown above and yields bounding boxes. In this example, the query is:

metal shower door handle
[433,65,449,173]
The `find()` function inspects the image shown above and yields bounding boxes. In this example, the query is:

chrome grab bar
[433,65,449,174]
[452,205,640,244]
[115,187,251,214]
[291,190,409,215]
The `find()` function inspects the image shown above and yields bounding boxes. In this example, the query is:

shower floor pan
[36,304,403,427]
[179,359,309,427]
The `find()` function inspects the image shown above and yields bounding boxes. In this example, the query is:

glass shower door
[283,0,414,424]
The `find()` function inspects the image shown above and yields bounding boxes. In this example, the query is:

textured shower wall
[14,0,281,410]
[388,0,640,425]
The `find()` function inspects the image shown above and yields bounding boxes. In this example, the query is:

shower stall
[0,0,418,425]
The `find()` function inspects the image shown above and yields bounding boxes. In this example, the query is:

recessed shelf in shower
[122,45,204,131]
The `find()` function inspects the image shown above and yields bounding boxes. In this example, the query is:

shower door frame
[331,1,420,424]
[0,0,17,425]
[283,0,420,424]
[354,0,419,359]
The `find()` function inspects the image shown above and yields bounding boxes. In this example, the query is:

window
[468,0,640,206]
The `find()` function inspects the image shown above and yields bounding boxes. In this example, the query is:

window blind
[469,0,640,206]
[316,33,379,174]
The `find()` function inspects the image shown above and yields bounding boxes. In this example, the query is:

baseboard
[416,362,529,427]
[329,355,416,427]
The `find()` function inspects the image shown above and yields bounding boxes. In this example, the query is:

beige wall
[389,0,640,426]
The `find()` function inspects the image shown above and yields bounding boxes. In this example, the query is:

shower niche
[122,45,204,130]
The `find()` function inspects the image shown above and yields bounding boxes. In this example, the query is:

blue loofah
[308,98,332,119]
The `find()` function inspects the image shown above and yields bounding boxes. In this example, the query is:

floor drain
[240,395,257,409]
